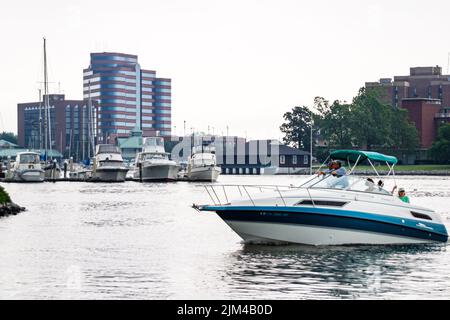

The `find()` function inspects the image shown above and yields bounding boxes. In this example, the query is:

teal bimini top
[330,150,398,165]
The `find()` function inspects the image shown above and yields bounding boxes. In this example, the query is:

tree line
[280,87,419,153]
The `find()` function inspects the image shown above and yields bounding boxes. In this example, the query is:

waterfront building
[168,135,310,175]
[0,140,18,149]
[218,140,310,175]
[17,94,98,161]
[83,52,172,144]
[0,148,62,161]
[366,66,450,148]
[117,129,143,161]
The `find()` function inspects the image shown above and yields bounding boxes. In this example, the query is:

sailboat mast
[38,89,42,150]
[43,38,48,160]
[44,37,53,160]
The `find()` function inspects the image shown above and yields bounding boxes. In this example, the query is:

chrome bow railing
[200,184,299,207]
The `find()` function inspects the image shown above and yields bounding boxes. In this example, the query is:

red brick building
[401,98,442,148]
[366,66,450,148]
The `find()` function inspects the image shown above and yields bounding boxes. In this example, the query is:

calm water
[1,175,449,299]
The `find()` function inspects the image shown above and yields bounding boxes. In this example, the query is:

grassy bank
[351,165,450,172]
[312,164,450,172]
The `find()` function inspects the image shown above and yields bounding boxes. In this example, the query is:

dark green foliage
[280,88,419,152]
[430,124,450,164]
[280,105,313,151]
[0,185,12,204]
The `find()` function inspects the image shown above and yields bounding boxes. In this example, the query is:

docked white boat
[92,144,128,182]
[194,150,448,245]
[5,152,45,182]
[133,137,179,182]
[187,145,221,182]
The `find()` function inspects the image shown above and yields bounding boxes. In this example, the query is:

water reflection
[1,175,450,299]
[222,244,448,299]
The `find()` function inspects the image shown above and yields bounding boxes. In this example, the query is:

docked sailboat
[91,144,128,182]
[187,145,221,182]
[133,137,179,181]
[194,150,448,245]
[5,152,45,182]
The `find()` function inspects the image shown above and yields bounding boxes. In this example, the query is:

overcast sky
[1,0,450,140]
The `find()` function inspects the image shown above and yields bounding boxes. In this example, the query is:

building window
[280,155,285,164]
[292,155,297,164]
[304,155,309,165]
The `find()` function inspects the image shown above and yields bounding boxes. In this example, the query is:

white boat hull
[92,167,128,182]
[15,170,45,183]
[224,220,436,245]
[138,164,179,181]
[6,169,45,182]
[188,166,221,182]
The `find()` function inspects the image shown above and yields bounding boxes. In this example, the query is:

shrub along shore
[0,185,25,217]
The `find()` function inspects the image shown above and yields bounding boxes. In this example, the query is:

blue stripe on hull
[202,206,448,243]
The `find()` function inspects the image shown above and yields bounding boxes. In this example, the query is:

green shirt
[399,195,410,203]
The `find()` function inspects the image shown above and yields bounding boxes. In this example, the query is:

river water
[1,175,449,299]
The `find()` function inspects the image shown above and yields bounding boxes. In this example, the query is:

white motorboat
[5,152,45,182]
[187,145,221,182]
[194,150,448,245]
[133,137,179,182]
[92,144,128,182]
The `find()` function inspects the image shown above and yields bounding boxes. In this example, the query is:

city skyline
[2,0,450,140]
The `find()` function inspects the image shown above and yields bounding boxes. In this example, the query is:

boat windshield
[143,153,168,160]
[18,153,39,164]
[98,145,120,154]
[303,174,391,195]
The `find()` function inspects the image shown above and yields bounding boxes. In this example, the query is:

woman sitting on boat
[392,186,410,203]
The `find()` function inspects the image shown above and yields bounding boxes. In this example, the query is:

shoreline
[291,171,450,176]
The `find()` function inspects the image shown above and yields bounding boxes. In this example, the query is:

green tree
[390,107,419,150]
[0,186,12,204]
[280,106,313,150]
[280,88,419,153]
[314,98,353,148]
[0,132,18,144]
[430,124,450,164]
[351,88,393,150]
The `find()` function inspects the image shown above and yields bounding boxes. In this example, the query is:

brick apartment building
[366,66,450,148]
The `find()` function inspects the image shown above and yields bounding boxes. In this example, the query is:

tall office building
[83,52,172,143]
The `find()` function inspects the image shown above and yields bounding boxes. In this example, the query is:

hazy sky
[1,0,450,140]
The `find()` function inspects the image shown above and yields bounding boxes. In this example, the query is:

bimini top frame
[315,149,398,179]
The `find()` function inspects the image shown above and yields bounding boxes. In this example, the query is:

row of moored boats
[3,137,221,183]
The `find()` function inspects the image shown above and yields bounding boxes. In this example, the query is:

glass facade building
[83,52,172,143]
[17,94,98,161]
